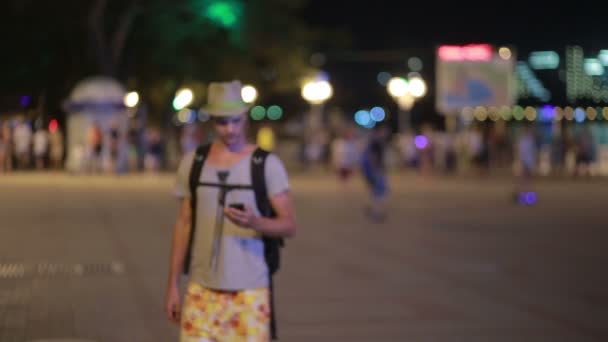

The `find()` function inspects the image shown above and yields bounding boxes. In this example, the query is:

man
[165,81,297,342]
[361,124,390,222]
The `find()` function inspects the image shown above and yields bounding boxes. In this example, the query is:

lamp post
[301,80,332,131]
[301,79,332,165]
[387,76,426,132]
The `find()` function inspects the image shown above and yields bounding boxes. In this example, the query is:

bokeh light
[267,105,283,120]
[564,106,575,121]
[498,47,512,60]
[370,107,386,122]
[414,135,429,149]
[177,108,195,124]
[554,107,563,121]
[48,119,59,133]
[354,110,371,126]
[124,91,139,108]
[408,57,423,71]
[241,85,257,103]
[524,106,537,121]
[512,106,525,121]
[574,107,586,123]
[377,72,392,86]
[250,105,266,121]
[302,80,333,104]
[474,106,488,121]
[586,107,597,120]
[387,77,409,97]
[408,77,427,98]
[173,88,193,110]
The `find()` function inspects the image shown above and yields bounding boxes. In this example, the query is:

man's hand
[224,206,257,229]
[165,283,181,325]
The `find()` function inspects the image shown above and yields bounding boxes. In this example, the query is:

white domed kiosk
[63,76,129,173]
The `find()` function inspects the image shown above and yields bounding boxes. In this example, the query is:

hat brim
[202,104,251,117]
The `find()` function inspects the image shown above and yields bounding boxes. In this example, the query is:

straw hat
[201,80,250,117]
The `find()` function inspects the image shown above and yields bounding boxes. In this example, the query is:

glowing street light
[173,88,194,110]
[302,80,333,104]
[386,75,427,132]
[124,91,139,108]
[241,85,258,103]
[387,77,409,98]
[408,77,427,98]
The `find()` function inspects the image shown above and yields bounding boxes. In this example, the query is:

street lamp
[387,76,426,132]
[241,85,258,104]
[387,77,409,98]
[301,79,333,164]
[301,80,332,104]
[173,88,194,110]
[301,79,332,129]
[124,91,139,108]
[408,77,427,98]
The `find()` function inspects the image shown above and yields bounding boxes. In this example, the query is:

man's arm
[224,190,297,238]
[167,198,192,287]
[165,198,192,324]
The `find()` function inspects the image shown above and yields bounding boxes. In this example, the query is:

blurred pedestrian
[144,127,162,173]
[13,118,32,170]
[33,126,49,170]
[165,81,296,341]
[127,119,140,172]
[108,120,121,173]
[87,121,103,173]
[331,125,359,187]
[361,124,390,222]
[49,126,64,170]
[397,129,418,169]
[513,124,538,205]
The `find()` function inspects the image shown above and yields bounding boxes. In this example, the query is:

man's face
[212,113,247,146]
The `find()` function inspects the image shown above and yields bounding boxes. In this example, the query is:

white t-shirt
[175,150,289,290]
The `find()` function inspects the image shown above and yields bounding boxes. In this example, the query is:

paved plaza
[0,172,607,341]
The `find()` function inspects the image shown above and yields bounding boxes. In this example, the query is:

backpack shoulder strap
[251,147,275,217]
[251,147,283,340]
[183,144,211,275]
[189,144,211,197]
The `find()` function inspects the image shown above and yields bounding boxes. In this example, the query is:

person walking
[165,81,297,342]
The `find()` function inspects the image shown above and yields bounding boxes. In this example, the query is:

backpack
[183,144,284,340]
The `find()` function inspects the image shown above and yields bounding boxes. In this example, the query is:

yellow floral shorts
[180,282,271,342]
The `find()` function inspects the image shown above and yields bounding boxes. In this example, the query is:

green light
[267,105,283,120]
[205,1,240,28]
[250,106,266,121]
[512,106,525,121]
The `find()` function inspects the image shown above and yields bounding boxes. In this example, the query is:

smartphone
[228,203,245,211]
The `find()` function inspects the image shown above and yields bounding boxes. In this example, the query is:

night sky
[301,1,608,128]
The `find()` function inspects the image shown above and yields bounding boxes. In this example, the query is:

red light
[438,44,493,61]
[49,119,58,133]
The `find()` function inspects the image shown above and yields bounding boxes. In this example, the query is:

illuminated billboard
[436,44,516,114]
